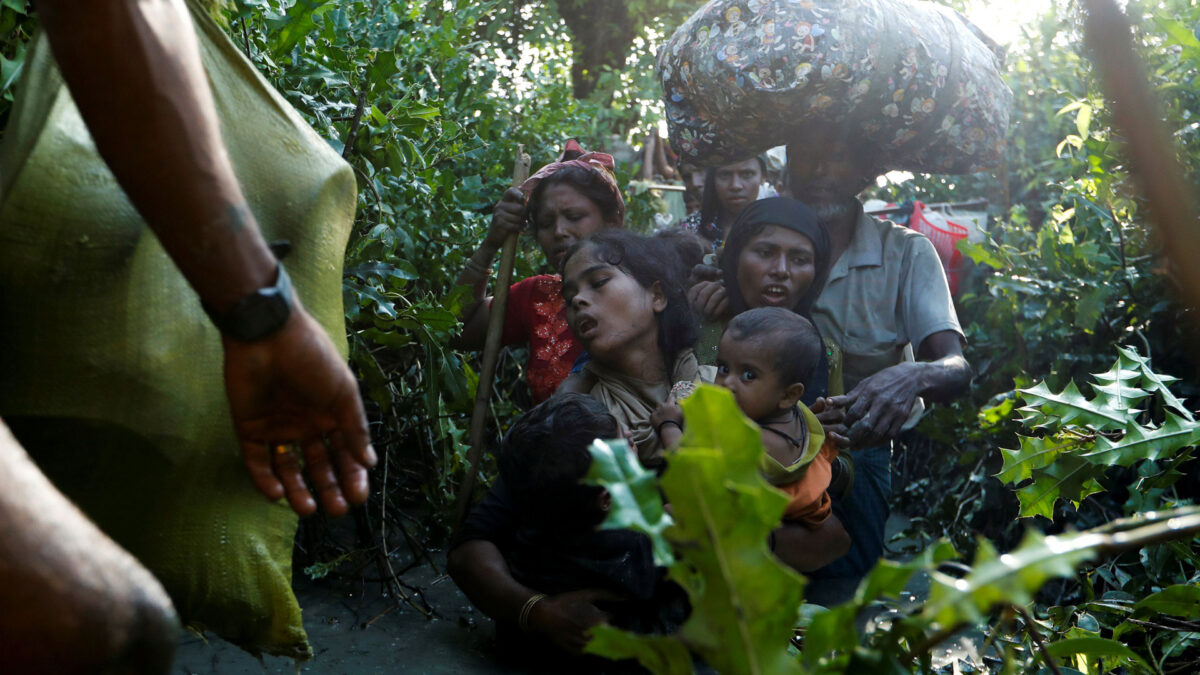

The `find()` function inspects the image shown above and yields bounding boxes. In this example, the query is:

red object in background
[907,201,969,296]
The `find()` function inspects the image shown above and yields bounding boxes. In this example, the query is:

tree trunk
[555,0,635,99]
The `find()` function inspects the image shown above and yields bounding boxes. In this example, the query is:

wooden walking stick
[453,145,531,529]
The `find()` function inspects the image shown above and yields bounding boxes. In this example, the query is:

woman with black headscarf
[689,197,843,402]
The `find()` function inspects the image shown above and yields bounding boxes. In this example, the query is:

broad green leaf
[1074,103,1092,139]
[584,439,674,567]
[921,530,1097,628]
[268,0,333,57]
[665,386,806,675]
[1133,584,1200,619]
[958,239,1006,270]
[587,626,695,675]
[585,387,805,675]
[1043,637,1150,672]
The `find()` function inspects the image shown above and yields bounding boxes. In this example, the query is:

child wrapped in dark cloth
[449,394,689,664]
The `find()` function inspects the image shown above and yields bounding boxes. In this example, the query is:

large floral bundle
[659,0,1012,173]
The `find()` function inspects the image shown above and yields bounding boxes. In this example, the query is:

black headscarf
[719,197,831,318]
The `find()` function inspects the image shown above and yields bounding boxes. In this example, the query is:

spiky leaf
[585,386,806,675]
[1018,380,1136,430]
[922,529,1097,628]
[1082,412,1200,467]
[1011,455,1105,520]
[997,433,1090,484]
[585,438,674,566]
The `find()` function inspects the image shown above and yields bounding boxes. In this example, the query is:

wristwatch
[203,263,294,342]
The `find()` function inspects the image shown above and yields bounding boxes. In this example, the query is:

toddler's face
[715,332,790,422]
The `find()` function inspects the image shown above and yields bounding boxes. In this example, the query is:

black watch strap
[203,263,294,342]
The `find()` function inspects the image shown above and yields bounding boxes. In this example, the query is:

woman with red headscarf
[453,141,626,403]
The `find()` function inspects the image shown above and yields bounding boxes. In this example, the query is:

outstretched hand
[223,308,376,517]
[528,588,623,654]
[826,362,922,448]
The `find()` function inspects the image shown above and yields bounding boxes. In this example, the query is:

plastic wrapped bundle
[0,0,356,659]
[659,0,1012,173]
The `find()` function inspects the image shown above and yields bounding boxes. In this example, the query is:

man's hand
[826,362,923,448]
[223,308,376,517]
[687,280,729,322]
[482,187,527,250]
[527,589,622,654]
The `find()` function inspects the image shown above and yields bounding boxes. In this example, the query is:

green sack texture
[0,1,356,659]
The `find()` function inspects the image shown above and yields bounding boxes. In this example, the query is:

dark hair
[498,393,619,531]
[526,165,625,231]
[698,155,769,235]
[726,307,823,386]
[560,230,700,369]
[720,197,831,317]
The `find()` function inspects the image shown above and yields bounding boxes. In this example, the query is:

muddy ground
[174,514,985,674]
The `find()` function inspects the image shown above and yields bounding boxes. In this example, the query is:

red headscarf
[519,139,625,223]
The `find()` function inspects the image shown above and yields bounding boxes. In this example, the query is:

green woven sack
[0,2,356,659]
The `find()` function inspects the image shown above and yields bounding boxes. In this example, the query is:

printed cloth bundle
[659,0,1012,173]
[0,0,356,659]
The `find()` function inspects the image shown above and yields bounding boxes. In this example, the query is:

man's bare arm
[39,0,375,516]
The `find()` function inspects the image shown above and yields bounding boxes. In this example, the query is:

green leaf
[958,239,1006,270]
[586,626,695,675]
[921,530,1098,628]
[1074,103,1092,139]
[1082,412,1200,467]
[665,386,806,675]
[1043,636,1150,672]
[268,0,334,57]
[584,439,674,567]
[997,433,1088,485]
[1133,584,1200,619]
[1018,380,1136,430]
[1011,455,1105,520]
[584,387,805,675]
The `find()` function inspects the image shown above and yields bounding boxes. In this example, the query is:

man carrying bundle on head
[659,0,1011,603]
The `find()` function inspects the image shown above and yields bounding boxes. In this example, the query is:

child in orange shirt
[653,307,843,530]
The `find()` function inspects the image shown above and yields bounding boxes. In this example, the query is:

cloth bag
[659,0,1012,173]
[0,1,356,658]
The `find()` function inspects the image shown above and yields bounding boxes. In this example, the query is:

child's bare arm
[652,397,685,448]
[772,514,851,572]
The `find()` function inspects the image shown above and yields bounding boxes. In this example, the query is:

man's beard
[802,195,857,225]
[792,179,859,225]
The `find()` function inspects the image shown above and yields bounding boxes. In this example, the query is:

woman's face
[533,183,613,269]
[561,245,665,362]
[735,225,816,310]
[714,158,763,218]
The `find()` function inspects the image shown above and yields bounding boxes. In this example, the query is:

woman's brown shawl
[582,350,714,467]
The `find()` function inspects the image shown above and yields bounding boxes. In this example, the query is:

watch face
[209,265,294,342]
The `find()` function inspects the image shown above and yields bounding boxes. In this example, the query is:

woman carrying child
[453,140,625,404]
[689,196,844,402]
[652,307,850,573]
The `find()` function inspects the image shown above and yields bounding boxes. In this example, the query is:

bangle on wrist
[655,419,683,437]
[462,257,491,280]
[518,593,547,632]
